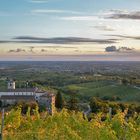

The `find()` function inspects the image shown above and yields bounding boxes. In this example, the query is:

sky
[0,0,140,61]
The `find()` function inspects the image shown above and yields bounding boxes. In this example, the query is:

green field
[62,81,140,103]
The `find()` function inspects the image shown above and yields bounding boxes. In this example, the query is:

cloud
[8,48,26,53]
[58,10,140,21]
[105,46,135,52]
[105,10,140,20]
[0,41,11,43]
[0,36,119,45]
[26,45,78,49]
[118,47,135,52]
[105,46,117,52]
[41,49,47,52]
[31,9,84,15]
[29,0,48,3]
[106,35,140,40]
[92,25,115,31]
[12,36,118,44]
[29,46,35,53]
[59,16,98,21]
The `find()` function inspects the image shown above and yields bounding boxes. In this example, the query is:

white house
[0,80,48,99]
[0,80,55,115]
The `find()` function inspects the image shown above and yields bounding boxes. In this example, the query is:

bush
[3,107,140,140]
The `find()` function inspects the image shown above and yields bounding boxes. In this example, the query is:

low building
[39,93,55,115]
[0,80,55,115]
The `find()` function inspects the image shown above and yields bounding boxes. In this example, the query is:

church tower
[7,80,16,90]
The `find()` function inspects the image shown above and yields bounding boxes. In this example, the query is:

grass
[62,80,140,103]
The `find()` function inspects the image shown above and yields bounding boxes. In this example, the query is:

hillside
[2,107,140,140]
[61,81,140,103]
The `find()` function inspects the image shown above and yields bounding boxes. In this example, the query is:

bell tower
[7,80,16,90]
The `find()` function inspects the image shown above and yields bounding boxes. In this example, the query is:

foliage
[68,96,79,111]
[2,107,140,140]
[90,97,140,116]
[55,91,64,109]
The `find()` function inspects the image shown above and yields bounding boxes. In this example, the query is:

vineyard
[1,106,140,140]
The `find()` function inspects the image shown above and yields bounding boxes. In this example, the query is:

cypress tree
[55,91,64,109]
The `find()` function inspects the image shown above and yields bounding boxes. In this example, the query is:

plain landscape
[0,61,140,139]
[0,61,140,103]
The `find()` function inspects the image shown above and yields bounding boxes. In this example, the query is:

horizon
[0,60,140,62]
[0,0,140,61]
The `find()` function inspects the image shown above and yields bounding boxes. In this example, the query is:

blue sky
[0,0,140,61]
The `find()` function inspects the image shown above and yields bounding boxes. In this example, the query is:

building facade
[0,80,55,115]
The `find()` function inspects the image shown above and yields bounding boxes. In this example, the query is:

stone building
[0,80,55,115]
[39,93,56,115]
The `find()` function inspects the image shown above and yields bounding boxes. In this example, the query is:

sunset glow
[0,0,140,61]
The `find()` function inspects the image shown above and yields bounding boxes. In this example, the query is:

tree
[121,78,129,85]
[68,96,78,111]
[55,91,64,109]
[66,88,79,111]
[0,100,2,107]
[90,97,109,113]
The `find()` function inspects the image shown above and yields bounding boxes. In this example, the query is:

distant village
[0,79,55,115]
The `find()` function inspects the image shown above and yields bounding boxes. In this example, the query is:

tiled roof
[0,88,36,92]
[40,93,55,98]
[1,95,35,100]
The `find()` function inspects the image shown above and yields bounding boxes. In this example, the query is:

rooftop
[0,88,36,92]
[40,93,55,98]
[0,87,47,93]
[0,95,35,100]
